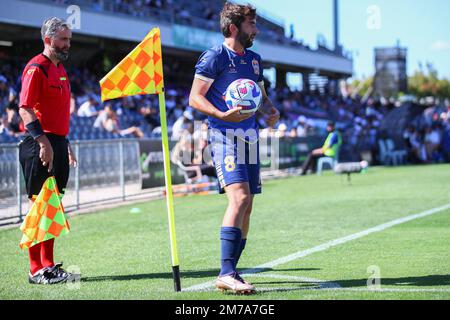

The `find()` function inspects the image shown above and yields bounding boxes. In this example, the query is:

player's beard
[237,29,254,48]
[53,46,69,62]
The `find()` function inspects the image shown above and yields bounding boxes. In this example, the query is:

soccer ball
[224,78,262,114]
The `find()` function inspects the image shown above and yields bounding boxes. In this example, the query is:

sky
[248,0,450,80]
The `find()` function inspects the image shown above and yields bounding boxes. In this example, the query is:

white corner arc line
[182,273,341,292]
[183,202,450,292]
[241,273,342,289]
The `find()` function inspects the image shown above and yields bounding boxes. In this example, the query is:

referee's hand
[36,135,54,173]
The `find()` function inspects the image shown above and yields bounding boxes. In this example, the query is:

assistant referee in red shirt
[19,17,77,285]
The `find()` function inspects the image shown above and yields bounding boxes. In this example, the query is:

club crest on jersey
[252,59,260,75]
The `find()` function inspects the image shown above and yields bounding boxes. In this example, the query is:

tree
[408,63,450,99]
[348,77,373,98]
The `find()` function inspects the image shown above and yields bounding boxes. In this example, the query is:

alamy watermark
[66,265,82,290]
[66,5,81,30]
[366,5,381,30]
[367,265,381,289]
[172,120,280,168]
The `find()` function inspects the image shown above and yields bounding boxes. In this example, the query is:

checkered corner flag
[99,27,164,101]
[20,176,70,250]
[99,27,181,292]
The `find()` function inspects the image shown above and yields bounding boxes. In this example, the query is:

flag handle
[172,265,181,292]
[158,91,181,292]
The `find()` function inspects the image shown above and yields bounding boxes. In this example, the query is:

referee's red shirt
[19,53,71,136]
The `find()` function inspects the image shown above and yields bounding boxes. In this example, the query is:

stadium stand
[1,59,449,165]
[47,0,317,51]
[0,0,449,166]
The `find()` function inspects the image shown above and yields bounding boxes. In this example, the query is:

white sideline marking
[247,287,450,294]
[241,273,341,289]
[183,273,340,292]
[184,202,450,292]
[326,288,450,293]
[184,273,450,294]
[229,287,450,294]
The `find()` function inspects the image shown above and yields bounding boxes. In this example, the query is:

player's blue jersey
[194,43,264,133]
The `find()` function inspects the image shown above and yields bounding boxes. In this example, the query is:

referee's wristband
[25,119,45,140]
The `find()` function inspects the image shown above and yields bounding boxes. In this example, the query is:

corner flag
[99,27,181,291]
[99,28,164,100]
[20,176,70,249]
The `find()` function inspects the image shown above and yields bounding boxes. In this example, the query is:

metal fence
[0,139,145,225]
[0,144,22,224]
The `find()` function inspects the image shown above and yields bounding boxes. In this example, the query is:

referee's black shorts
[19,133,69,199]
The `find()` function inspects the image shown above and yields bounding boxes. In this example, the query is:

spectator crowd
[1,60,449,164]
[51,0,334,52]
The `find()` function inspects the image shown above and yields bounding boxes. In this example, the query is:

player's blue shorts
[209,129,261,195]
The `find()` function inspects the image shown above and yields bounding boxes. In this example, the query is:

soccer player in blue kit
[189,2,279,293]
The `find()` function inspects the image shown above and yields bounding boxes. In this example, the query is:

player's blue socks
[234,238,247,269]
[219,227,242,276]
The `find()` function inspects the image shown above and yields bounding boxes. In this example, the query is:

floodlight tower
[333,0,340,53]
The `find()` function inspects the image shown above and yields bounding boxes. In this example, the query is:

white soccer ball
[224,78,262,114]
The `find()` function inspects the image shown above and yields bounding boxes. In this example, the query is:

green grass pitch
[1,164,449,300]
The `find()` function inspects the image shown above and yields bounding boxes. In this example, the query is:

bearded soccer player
[18,17,77,284]
[189,2,279,293]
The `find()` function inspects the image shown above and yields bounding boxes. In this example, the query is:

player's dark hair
[220,2,256,37]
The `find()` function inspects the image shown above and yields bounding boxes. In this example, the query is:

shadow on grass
[334,275,450,288]
[82,269,219,282]
[82,267,321,283]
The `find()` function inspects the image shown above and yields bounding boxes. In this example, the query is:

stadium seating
[49,0,314,51]
[1,57,448,168]
[378,139,406,165]
[385,139,407,165]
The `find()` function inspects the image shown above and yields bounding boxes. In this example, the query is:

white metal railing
[0,139,143,225]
